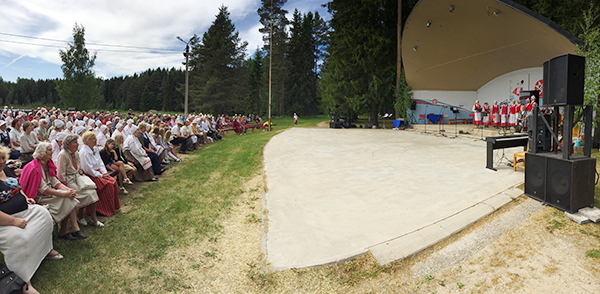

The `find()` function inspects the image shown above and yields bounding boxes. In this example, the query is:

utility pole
[268,0,273,131]
[177,36,192,118]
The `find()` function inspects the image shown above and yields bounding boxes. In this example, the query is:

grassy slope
[32,116,327,293]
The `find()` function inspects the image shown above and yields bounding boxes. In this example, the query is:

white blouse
[79,144,107,178]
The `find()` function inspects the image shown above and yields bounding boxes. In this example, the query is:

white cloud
[0,0,265,80]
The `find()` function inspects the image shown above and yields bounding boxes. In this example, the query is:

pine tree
[56,23,100,110]
[188,5,248,114]
[246,49,264,115]
[321,0,397,126]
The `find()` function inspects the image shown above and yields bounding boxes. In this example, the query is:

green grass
[31,115,327,293]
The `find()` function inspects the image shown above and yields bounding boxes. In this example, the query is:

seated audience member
[20,121,39,163]
[111,122,124,140]
[96,125,109,147]
[123,126,157,181]
[112,134,137,181]
[136,122,165,176]
[48,119,64,142]
[159,129,181,162]
[99,138,130,194]
[154,127,180,162]
[170,119,190,154]
[79,132,121,216]
[142,123,167,164]
[36,119,49,142]
[19,143,87,241]
[56,134,104,227]
[0,145,62,294]
[51,132,66,163]
[0,120,20,159]
[9,119,22,152]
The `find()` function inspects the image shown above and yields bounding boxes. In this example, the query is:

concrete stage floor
[262,127,525,270]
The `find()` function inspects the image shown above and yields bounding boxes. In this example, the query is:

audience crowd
[0,106,263,293]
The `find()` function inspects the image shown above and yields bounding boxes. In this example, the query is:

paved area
[262,127,525,270]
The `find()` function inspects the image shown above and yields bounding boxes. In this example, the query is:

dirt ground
[156,168,599,293]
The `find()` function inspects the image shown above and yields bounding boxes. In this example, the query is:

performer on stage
[500,101,508,127]
[472,100,482,127]
[525,98,532,115]
[482,102,491,127]
[508,100,517,126]
[492,101,500,127]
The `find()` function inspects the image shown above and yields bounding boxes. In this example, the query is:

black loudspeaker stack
[525,153,595,213]
[543,54,585,106]
[525,54,596,213]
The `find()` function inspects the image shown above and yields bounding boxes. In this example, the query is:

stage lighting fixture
[449,5,455,12]
[426,20,431,27]
[413,46,418,51]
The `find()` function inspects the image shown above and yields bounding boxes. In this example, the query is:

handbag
[0,264,26,294]
[76,174,97,190]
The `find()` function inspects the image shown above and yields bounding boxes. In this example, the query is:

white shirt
[171,125,182,136]
[79,144,107,178]
[111,129,122,140]
[51,139,62,163]
[96,131,109,147]
[122,125,132,139]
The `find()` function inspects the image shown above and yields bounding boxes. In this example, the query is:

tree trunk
[395,0,402,119]
[370,101,379,127]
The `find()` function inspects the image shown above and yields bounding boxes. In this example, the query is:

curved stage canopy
[402,0,581,91]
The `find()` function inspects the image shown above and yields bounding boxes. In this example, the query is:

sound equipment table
[485,135,529,170]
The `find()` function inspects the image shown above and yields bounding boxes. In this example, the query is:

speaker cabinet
[543,54,585,106]
[545,156,595,213]
[410,100,417,110]
[532,114,552,152]
[525,153,546,202]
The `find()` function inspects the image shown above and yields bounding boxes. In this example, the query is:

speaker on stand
[525,54,596,213]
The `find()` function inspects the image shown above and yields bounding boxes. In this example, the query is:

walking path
[262,127,525,270]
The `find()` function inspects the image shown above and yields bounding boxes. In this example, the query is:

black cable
[595,168,599,185]
[0,32,180,51]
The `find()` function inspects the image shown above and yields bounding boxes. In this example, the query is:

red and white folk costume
[492,101,500,126]
[472,101,482,125]
[482,103,491,126]
[500,102,508,127]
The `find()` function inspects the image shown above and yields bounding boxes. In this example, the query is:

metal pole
[268,0,273,132]
[184,44,189,119]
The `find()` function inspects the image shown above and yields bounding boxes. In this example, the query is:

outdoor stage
[262,127,525,270]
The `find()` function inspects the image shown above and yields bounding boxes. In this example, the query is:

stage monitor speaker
[545,156,596,213]
[543,54,585,106]
[525,153,546,202]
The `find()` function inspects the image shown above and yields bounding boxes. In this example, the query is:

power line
[0,39,179,54]
[0,32,180,52]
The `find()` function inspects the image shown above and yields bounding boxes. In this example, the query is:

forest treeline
[0,0,598,121]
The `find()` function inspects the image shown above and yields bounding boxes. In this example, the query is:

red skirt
[85,176,120,216]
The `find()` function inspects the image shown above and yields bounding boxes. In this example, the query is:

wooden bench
[448,119,468,125]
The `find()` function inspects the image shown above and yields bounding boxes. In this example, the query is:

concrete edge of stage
[368,184,525,266]
[262,183,525,271]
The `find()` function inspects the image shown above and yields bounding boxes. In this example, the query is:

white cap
[54,120,65,128]
[55,132,66,141]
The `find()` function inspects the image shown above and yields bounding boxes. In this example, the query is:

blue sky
[0,0,329,82]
